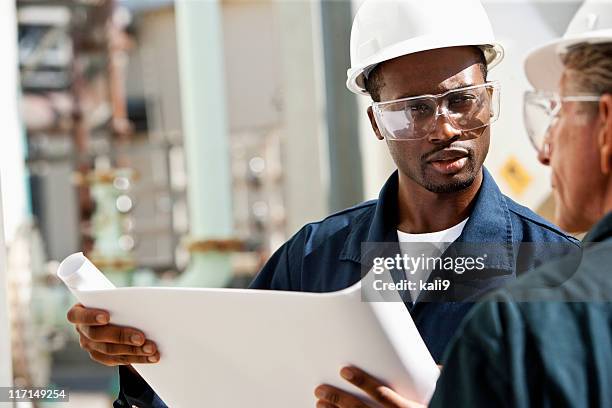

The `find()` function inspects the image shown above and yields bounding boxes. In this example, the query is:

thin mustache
[422,145,472,162]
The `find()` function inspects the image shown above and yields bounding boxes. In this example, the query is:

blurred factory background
[0,0,582,406]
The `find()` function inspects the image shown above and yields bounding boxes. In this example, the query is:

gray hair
[562,43,612,96]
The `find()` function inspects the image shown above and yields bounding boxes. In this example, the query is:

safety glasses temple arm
[561,95,603,102]
[371,81,500,108]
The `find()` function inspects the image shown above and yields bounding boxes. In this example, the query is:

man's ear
[367,106,384,141]
[598,94,612,175]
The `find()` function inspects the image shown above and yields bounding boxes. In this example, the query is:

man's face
[367,47,490,193]
[542,72,604,232]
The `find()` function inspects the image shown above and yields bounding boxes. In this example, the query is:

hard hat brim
[525,30,612,92]
[346,43,505,96]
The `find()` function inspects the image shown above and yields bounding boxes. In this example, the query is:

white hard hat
[346,0,504,96]
[525,0,612,92]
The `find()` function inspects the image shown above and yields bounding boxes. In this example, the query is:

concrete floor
[50,339,117,391]
[62,392,112,407]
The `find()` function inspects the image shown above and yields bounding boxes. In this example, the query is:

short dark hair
[364,47,488,102]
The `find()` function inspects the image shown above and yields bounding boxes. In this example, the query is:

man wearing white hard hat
[67,1,579,407]
[315,2,612,407]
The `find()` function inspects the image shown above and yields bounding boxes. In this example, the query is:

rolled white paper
[57,252,116,297]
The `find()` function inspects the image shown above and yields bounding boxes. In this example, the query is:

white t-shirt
[396,218,468,303]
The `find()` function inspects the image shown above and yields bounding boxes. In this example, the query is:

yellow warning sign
[499,156,532,196]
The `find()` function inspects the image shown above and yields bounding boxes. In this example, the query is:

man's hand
[67,303,160,367]
[314,366,426,408]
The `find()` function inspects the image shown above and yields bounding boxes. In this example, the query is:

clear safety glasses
[523,90,602,153]
[371,82,501,141]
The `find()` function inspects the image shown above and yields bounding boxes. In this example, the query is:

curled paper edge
[57,252,116,296]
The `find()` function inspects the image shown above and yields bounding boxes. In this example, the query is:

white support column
[175,0,234,287]
[0,0,18,399]
[276,0,328,233]
[0,182,13,404]
[0,0,28,244]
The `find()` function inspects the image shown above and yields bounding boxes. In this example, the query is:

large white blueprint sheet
[58,253,439,407]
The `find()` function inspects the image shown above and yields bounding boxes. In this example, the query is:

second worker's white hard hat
[346,0,504,96]
[525,0,612,92]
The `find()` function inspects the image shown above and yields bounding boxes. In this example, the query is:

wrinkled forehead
[377,46,485,101]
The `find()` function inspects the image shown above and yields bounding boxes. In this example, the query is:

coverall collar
[583,211,612,243]
[340,167,515,272]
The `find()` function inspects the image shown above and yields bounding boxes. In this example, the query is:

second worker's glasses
[371,82,501,141]
[523,90,602,154]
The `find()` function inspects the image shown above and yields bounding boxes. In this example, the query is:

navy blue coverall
[113,169,579,407]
